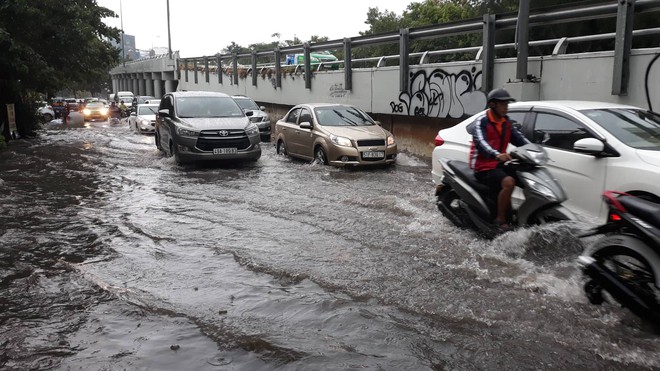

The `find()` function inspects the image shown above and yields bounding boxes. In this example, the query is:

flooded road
[0,120,658,370]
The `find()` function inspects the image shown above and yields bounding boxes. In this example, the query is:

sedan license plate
[213,148,237,154]
[362,151,384,159]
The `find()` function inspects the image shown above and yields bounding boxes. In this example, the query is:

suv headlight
[330,134,352,147]
[387,135,395,145]
[245,123,259,135]
[176,126,199,137]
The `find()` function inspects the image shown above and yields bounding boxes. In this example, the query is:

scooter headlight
[522,177,557,201]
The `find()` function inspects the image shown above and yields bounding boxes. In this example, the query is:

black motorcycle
[436,143,574,238]
[578,191,660,327]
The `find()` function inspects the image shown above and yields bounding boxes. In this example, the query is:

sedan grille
[196,129,250,151]
[357,139,385,147]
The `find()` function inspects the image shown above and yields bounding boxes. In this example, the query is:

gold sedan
[275,104,397,166]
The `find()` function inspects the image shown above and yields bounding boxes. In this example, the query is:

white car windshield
[138,105,159,115]
[582,108,660,150]
[176,97,244,118]
[314,106,375,126]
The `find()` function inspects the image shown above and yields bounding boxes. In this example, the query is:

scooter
[577,191,660,327]
[436,143,574,238]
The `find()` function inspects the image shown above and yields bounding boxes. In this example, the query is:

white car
[37,101,55,122]
[128,103,159,133]
[431,101,660,222]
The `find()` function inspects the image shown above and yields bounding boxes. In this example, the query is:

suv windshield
[314,106,375,126]
[176,96,244,118]
[582,108,660,150]
[234,98,260,111]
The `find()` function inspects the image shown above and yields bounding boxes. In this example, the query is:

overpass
[109,0,660,157]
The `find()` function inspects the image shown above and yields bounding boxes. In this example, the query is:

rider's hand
[496,153,512,162]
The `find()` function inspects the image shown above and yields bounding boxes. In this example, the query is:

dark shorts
[475,166,518,198]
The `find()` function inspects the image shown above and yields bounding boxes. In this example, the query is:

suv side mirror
[245,111,254,117]
[260,106,266,111]
[158,108,170,118]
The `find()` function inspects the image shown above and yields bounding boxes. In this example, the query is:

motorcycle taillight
[609,213,622,222]
[434,134,444,147]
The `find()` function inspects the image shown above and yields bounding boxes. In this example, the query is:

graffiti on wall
[390,67,486,118]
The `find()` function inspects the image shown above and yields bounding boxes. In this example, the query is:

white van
[115,91,134,103]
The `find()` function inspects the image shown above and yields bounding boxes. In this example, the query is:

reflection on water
[0,125,658,370]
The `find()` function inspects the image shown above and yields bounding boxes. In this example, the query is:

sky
[96,0,412,58]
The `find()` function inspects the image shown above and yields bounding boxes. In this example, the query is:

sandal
[496,221,514,233]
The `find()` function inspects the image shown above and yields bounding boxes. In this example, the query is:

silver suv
[155,91,261,163]
[232,95,271,141]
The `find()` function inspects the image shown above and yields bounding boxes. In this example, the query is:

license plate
[362,151,384,158]
[213,148,237,154]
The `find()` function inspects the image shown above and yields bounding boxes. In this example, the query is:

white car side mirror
[573,138,604,153]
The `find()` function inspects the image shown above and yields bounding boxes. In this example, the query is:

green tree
[0,0,120,139]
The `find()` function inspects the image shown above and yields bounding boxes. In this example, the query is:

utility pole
[120,0,125,66]
[167,0,172,59]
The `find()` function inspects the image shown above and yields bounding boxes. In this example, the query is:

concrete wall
[116,48,660,158]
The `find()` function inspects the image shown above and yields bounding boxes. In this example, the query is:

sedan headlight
[330,134,352,147]
[83,109,90,115]
[176,126,199,137]
[140,119,150,126]
[387,135,395,145]
[100,108,108,115]
[245,123,259,135]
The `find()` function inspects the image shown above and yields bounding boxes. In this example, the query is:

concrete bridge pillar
[132,77,139,95]
[139,77,147,96]
[153,79,163,99]
[145,75,154,97]
[165,80,176,94]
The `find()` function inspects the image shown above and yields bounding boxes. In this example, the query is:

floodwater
[0,120,658,371]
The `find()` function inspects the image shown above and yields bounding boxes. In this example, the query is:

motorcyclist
[470,88,530,231]
[109,101,121,120]
[119,100,128,117]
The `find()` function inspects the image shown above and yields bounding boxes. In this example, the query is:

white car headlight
[176,126,199,137]
[330,134,352,147]
[245,123,259,135]
[83,109,90,115]
[140,119,150,126]
[387,135,395,145]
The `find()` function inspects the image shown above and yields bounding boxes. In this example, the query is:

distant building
[110,33,141,61]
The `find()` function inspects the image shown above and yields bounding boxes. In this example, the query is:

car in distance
[431,100,660,221]
[232,95,271,141]
[155,91,261,163]
[131,95,157,112]
[129,103,159,133]
[37,101,55,122]
[275,103,397,166]
[82,102,109,121]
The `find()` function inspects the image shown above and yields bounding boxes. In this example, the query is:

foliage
[0,0,121,139]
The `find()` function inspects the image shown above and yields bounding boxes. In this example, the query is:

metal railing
[176,0,660,94]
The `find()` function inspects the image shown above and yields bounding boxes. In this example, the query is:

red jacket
[469,110,529,172]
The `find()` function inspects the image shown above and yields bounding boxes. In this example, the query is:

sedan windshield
[176,97,244,118]
[314,106,375,126]
[582,108,660,150]
[138,105,159,115]
[234,98,259,111]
